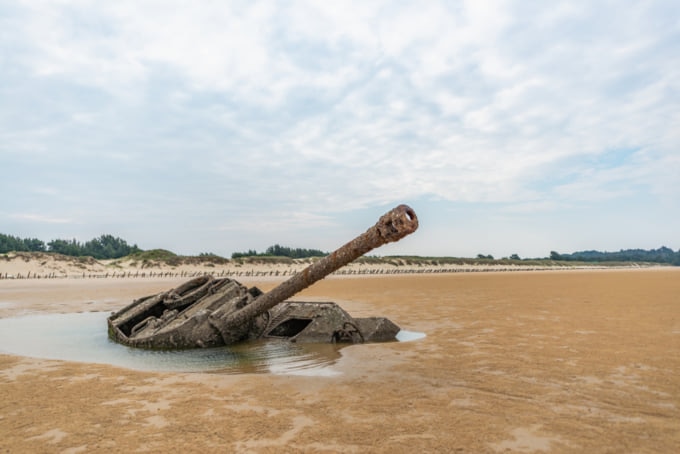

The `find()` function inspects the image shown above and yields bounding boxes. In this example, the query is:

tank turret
[107,205,418,349]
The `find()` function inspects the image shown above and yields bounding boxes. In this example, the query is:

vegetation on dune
[116,249,231,268]
[549,247,680,266]
[0,233,140,259]
[232,255,296,265]
[0,250,99,265]
[0,234,46,253]
[231,244,326,259]
[126,249,177,261]
[1,232,679,266]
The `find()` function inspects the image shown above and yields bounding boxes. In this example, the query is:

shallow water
[0,312,424,375]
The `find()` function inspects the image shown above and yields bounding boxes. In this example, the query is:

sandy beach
[1,268,679,453]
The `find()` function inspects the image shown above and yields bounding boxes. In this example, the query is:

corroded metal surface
[212,204,418,339]
[108,205,418,349]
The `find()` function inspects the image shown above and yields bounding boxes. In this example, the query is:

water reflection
[0,312,341,375]
[0,312,425,375]
[396,330,427,342]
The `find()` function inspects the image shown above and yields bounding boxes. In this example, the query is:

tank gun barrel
[216,204,418,336]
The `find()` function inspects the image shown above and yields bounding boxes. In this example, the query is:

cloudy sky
[1,1,678,258]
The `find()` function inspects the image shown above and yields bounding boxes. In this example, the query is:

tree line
[0,233,141,260]
[231,244,327,259]
[3,231,678,265]
[549,246,680,265]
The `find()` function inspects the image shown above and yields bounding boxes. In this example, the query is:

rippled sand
[1,269,679,452]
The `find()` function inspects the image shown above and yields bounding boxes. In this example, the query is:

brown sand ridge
[1,269,679,452]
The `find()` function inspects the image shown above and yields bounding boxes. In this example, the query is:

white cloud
[9,213,72,224]
[1,0,678,255]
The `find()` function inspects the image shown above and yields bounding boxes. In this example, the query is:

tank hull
[108,205,416,350]
[107,276,400,349]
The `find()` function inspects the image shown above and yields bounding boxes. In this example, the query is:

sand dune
[0,251,653,281]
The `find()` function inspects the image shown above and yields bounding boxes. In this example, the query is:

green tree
[23,238,46,251]
[47,238,82,256]
[549,251,562,260]
[82,234,139,259]
[0,234,25,253]
[231,249,259,259]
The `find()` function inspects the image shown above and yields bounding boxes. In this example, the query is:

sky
[1,1,679,259]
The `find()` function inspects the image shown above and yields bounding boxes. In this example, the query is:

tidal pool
[0,312,424,375]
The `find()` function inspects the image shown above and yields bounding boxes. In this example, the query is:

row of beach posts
[0,265,578,280]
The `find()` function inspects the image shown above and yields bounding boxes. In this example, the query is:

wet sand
[1,269,679,453]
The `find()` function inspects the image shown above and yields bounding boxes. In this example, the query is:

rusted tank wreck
[108,204,418,349]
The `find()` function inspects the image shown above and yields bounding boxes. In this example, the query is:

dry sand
[1,269,679,453]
